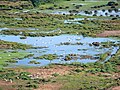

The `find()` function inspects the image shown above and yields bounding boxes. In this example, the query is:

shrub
[52,73,59,77]
[26,84,39,89]
[74,69,82,73]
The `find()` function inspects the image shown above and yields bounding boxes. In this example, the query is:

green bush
[52,73,59,77]
[74,69,82,73]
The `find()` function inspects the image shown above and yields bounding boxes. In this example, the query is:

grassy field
[56,72,118,90]
[39,0,108,10]
[0,0,120,37]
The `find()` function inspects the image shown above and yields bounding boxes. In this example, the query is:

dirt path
[97,30,120,37]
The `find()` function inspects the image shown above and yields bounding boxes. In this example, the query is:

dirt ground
[0,65,74,90]
[24,65,75,79]
[24,65,75,90]
[0,44,12,49]
[97,30,120,37]
[0,65,119,90]
[35,83,62,90]
[0,80,16,90]
[108,86,120,90]
[112,86,120,90]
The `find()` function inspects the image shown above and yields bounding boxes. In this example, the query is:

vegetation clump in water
[29,60,40,64]
[34,54,58,60]
[0,40,32,50]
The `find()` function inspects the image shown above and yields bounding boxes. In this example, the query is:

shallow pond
[78,10,120,17]
[0,35,119,67]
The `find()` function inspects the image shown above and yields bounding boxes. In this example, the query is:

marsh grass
[0,50,31,69]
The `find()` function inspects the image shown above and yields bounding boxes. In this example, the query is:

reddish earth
[97,30,120,37]
[24,65,75,79]
[24,65,75,90]
[108,86,120,90]
[0,80,14,86]
[35,83,62,90]
[0,44,12,49]
[1,65,119,90]
[112,86,120,90]
[0,80,15,90]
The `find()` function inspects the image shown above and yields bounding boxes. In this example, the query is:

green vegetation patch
[0,50,31,69]
[57,72,119,90]
[28,60,41,64]
[101,41,120,48]
[55,49,120,89]
[0,70,40,89]
[0,40,32,50]
[99,52,110,61]
[34,54,58,60]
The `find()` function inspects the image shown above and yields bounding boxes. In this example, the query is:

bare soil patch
[22,65,75,90]
[35,83,62,90]
[0,80,15,90]
[97,31,120,37]
[112,86,120,90]
[0,44,11,49]
[24,65,74,79]
[0,80,14,86]
[108,86,120,90]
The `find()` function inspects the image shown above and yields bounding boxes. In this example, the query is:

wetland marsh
[0,0,120,90]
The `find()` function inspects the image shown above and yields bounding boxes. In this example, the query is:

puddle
[14,18,23,20]
[0,27,39,31]
[0,34,119,67]
[64,18,95,24]
[52,9,120,17]
[23,10,30,13]
[0,28,9,31]
[78,10,120,17]
[39,28,61,33]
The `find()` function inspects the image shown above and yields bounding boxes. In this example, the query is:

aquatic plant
[0,40,32,49]
[29,60,40,64]
[20,36,27,39]
[6,60,18,63]
[34,54,58,60]
[99,52,110,61]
